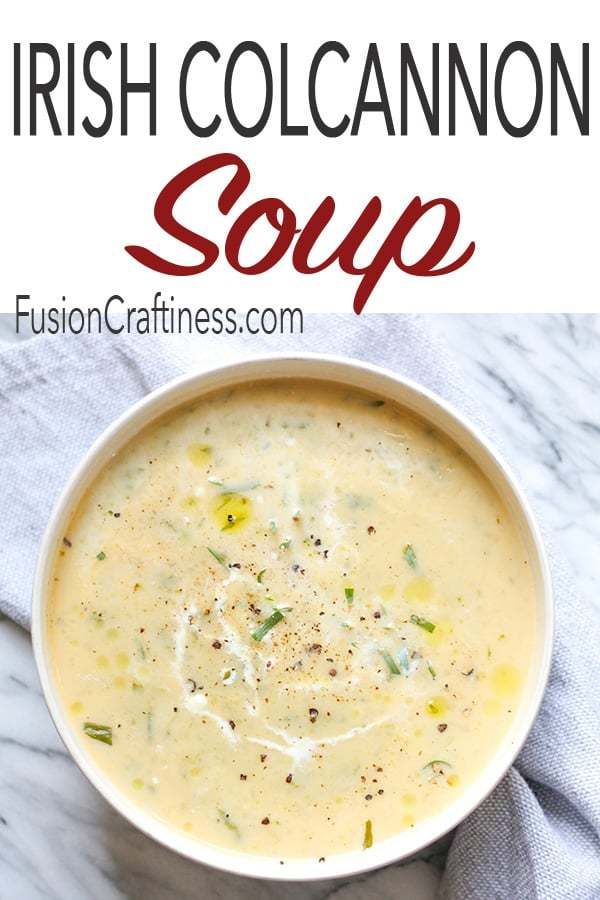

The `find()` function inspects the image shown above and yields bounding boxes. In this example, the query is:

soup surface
[48,379,536,860]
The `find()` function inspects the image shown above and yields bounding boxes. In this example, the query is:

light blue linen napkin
[0,315,597,899]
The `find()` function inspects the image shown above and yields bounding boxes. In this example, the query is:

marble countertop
[1,314,598,900]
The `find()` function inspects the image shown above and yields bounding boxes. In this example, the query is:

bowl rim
[31,351,554,882]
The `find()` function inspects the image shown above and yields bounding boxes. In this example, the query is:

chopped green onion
[96,551,106,561]
[346,494,371,510]
[208,477,224,486]
[363,819,373,849]
[218,480,260,494]
[398,646,410,674]
[344,587,355,603]
[422,759,453,780]
[252,609,287,641]
[380,650,401,676]
[218,809,240,837]
[279,539,291,550]
[207,547,227,567]
[403,544,417,569]
[257,569,266,584]
[410,614,436,633]
[83,722,112,745]
[427,661,437,679]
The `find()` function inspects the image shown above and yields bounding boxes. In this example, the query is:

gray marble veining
[433,314,600,609]
[0,314,598,900]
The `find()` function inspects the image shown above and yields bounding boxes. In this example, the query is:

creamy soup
[48,380,536,860]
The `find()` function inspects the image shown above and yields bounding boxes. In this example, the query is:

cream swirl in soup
[48,380,536,859]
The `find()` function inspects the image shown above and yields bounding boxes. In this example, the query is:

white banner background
[1,0,597,316]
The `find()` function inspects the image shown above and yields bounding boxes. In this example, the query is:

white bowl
[31,354,553,882]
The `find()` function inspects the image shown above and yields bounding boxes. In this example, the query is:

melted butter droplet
[212,493,252,533]
[403,577,433,602]
[425,695,448,717]
[491,664,521,698]
[187,443,212,466]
